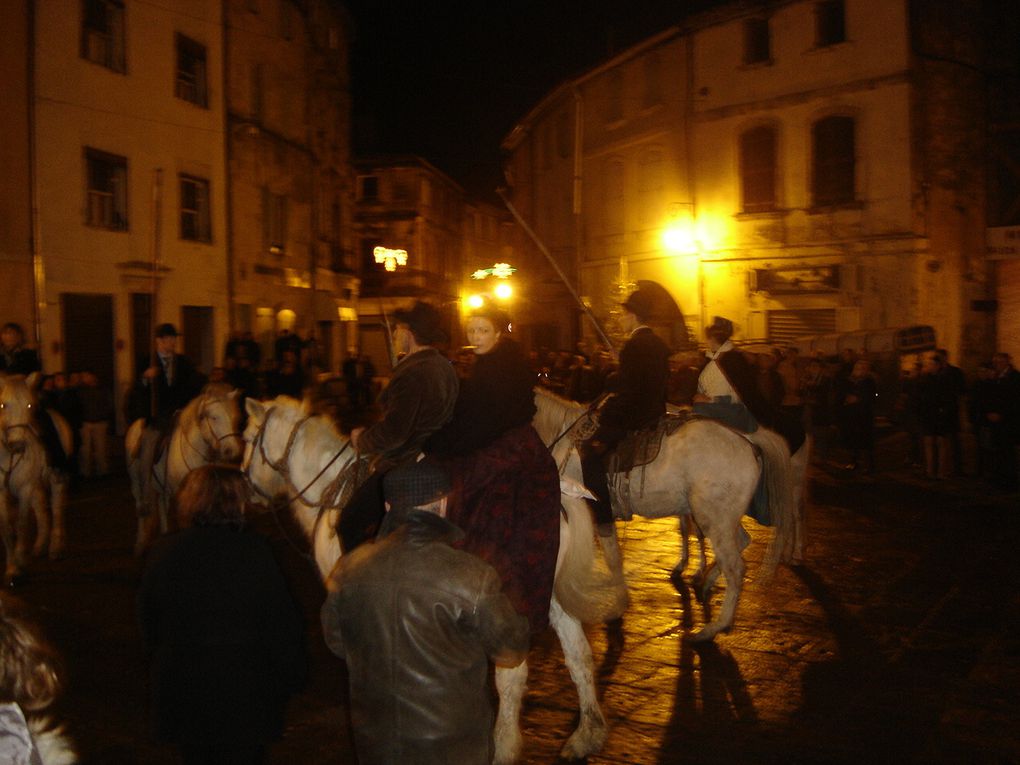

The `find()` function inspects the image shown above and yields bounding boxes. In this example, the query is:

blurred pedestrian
[836,359,877,473]
[0,322,41,375]
[138,465,306,765]
[0,592,77,764]
[985,352,1020,492]
[917,353,958,480]
[777,346,804,424]
[802,355,836,463]
[968,361,996,481]
[77,370,113,479]
[321,459,529,765]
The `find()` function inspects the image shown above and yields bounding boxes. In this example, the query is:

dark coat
[359,347,458,467]
[426,338,535,457]
[138,526,306,750]
[321,511,529,765]
[136,352,203,428]
[0,346,41,375]
[599,327,670,433]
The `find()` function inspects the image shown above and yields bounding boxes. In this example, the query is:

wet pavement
[12,431,1020,764]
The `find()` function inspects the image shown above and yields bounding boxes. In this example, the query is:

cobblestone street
[16,433,1020,764]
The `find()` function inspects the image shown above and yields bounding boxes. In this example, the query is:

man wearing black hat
[339,301,459,552]
[579,287,671,537]
[321,459,528,765]
[134,323,204,531]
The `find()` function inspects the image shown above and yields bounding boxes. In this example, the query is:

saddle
[606,410,696,475]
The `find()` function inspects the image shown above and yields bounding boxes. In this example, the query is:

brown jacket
[321,511,529,764]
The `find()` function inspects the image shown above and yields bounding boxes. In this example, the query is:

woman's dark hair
[174,464,252,530]
[1,322,25,339]
[467,302,510,334]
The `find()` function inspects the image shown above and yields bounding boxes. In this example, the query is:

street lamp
[663,203,705,337]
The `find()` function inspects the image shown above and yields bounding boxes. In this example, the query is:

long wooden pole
[149,168,163,419]
[497,188,617,356]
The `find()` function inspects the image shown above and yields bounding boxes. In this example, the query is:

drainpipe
[27,0,44,350]
[222,0,236,334]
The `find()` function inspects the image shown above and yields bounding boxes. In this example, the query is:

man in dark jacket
[321,460,529,765]
[579,288,671,537]
[339,301,459,551]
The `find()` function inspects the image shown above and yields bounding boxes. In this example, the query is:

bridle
[176,393,243,472]
[244,406,354,551]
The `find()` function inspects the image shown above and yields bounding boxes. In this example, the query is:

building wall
[32,0,228,418]
[0,1,34,335]
[225,0,357,370]
[502,0,1000,367]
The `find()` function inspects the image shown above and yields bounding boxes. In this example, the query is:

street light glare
[494,283,513,300]
[467,294,484,308]
[663,224,697,255]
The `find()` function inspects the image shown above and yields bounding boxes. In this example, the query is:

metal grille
[767,309,836,344]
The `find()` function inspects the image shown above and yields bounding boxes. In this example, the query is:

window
[179,175,211,242]
[812,116,855,207]
[743,18,771,65]
[85,148,128,230]
[740,126,777,212]
[175,34,208,107]
[358,175,379,201]
[816,0,846,48]
[262,188,288,255]
[637,150,664,227]
[81,0,125,72]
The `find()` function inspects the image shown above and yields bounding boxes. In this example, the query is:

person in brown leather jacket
[320,459,529,765]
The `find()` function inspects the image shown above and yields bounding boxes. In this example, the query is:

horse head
[0,372,41,455]
[197,383,243,462]
[242,395,303,503]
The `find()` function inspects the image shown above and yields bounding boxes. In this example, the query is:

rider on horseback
[579,288,671,538]
[693,317,805,454]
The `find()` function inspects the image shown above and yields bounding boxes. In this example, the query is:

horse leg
[0,493,21,584]
[28,484,49,559]
[550,595,609,760]
[691,521,746,642]
[48,474,67,559]
[677,515,690,573]
[598,527,625,589]
[493,661,527,765]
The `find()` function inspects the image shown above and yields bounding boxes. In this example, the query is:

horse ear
[228,388,240,400]
[245,397,265,419]
[300,396,313,415]
[26,371,40,390]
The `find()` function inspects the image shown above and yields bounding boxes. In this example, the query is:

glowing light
[471,262,517,279]
[466,294,484,309]
[663,223,698,255]
[494,282,513,300]
[374,246,408,272]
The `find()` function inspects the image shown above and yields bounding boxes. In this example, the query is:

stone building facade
[502,0,1014,368]
[1,0,355,428]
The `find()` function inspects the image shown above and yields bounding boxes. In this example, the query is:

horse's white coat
[533,387,804,642]
[0,373,72,583]
[243,395,626,763]
[126,384,243,553]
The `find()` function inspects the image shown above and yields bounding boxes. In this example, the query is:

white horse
[126,382,243,554]
[0,372,73,585]
[242,395,627,763]
[533,387,808,642]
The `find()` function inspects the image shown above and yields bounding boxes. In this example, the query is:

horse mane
[532,386,586,445]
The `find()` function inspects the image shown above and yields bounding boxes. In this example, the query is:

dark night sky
[343,1,724,201]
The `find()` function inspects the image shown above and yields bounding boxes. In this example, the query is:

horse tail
[553,486,628,625]
[754,428,796,573]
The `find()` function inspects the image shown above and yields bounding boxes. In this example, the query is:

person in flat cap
[131,321,204,554]
[321,457,528,765]
[693,316,804,453]
[578,286,671,542]
[340,301,459,553]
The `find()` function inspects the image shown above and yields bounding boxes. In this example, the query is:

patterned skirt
[440,424,561,633]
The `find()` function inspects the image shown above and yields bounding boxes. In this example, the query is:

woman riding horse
[425,301,560,633]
